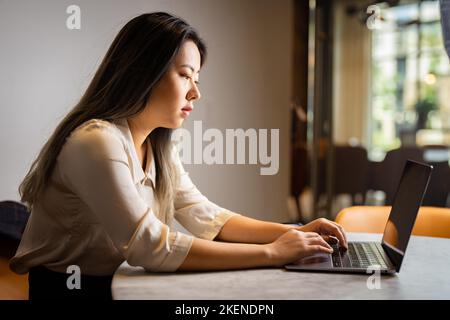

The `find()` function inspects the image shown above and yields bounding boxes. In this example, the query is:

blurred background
[292,0,450,223]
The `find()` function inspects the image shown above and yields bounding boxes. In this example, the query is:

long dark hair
[19,12,207,215]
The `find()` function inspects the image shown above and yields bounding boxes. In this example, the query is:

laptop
[285,160,433,275]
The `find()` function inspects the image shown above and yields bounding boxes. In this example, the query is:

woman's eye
[181,74,199,85]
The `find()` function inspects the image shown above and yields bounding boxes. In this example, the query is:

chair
[372,147,424,205]
[315,144,370,216]
[0,201,30,300]
[332,145,369,204]
[335,206,450,239]
[422,161,450,207]
[367,146,450,207]
[0,237,28,300]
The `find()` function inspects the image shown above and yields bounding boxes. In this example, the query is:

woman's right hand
[265,229,334,267]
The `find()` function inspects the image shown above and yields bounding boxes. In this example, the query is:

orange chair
[0,257,28,300]
[0,238,28,300]
[335,206,450,239]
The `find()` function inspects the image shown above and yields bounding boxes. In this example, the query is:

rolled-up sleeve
[58,122,193,272]
[172,145,240,240]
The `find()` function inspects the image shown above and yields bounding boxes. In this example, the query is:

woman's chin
[163,120,185,129]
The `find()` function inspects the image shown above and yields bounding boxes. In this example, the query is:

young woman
[10,12,347,300]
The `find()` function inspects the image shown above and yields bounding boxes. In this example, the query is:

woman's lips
[181,106,193,117]
[181,106,193,112]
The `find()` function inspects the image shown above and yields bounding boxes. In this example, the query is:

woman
[10,12,347,300]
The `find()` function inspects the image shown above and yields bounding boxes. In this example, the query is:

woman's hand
[265,229,334,267]
[297,218,348,250]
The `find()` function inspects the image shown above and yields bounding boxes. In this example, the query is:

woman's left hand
[297,218,348,250]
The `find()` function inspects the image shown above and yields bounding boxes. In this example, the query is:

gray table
[112,233,450,300]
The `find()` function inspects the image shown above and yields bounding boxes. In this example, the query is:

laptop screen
[382,160,432,261]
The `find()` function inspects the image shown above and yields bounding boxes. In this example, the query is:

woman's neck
[126,117,154,170]
[127,118,154,149]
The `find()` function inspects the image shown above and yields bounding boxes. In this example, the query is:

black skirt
[28,266,113,300]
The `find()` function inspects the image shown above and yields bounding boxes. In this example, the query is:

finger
[308,236,333,250]
[303,232,320,238]
[308,245,334,255]
[325,224,347,249]
[331,222,348,248]
[321,235,339,245]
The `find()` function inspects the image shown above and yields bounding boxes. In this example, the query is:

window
[370,0,450,160]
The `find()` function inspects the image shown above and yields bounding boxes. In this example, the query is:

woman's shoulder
[73,118,121,135]
[62,119,127,157]
[69,119,124,142]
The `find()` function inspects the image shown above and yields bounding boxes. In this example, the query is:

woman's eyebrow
[180,64,199,73]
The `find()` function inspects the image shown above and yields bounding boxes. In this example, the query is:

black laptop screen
[382,161,432,256]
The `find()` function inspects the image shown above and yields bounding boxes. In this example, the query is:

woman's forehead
[174,41,201,72]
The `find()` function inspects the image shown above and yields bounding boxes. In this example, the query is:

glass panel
[421,1,440,22]
[328,0,449,215]
[369,0,450,158]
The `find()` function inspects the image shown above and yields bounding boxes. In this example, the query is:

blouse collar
[112,118,156,188]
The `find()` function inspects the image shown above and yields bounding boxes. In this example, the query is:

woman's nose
[187,84,201,101]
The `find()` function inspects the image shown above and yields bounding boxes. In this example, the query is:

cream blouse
[10,119,238,276]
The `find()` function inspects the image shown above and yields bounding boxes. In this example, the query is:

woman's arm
[178,229,334,271]
[178,237,271,271]
[214,214,348,248]
[213,214,296,244]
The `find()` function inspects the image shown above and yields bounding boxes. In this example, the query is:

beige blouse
[10,119,238,276]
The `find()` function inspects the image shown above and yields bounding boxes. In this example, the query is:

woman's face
[140,40,202,130]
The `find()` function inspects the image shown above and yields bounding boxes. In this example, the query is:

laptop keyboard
[331,242,389,269]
